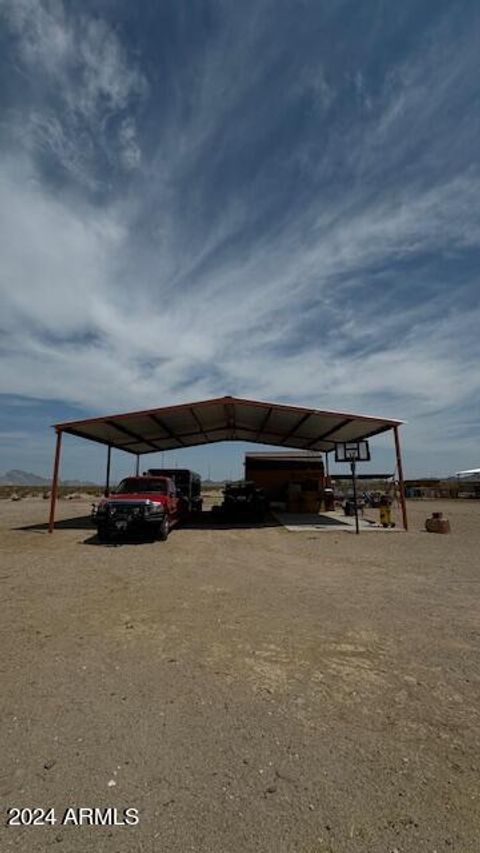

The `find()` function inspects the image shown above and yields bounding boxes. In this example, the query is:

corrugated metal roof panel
[54,395,402,454]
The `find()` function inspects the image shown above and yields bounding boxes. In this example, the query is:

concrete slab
[273,510,400,532]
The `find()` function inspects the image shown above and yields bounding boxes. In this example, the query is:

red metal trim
[48,429,63,533]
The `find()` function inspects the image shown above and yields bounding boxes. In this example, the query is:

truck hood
[102,492,168,504]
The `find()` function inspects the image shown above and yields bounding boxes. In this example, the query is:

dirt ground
[1,498,479,853]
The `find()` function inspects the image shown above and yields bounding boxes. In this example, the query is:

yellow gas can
[379,504,392,527]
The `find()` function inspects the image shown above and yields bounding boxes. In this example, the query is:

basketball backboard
[334,440,370,463]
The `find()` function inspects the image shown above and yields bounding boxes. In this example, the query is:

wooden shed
[244,451,325,503]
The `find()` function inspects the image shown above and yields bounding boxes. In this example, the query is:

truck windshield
[116,478,168,494]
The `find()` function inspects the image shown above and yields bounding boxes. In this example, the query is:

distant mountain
[0,469,97,486]
[0,469,50,485]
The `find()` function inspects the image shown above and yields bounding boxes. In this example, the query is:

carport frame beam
[48,429,63,534]
[105,445,112,496]
[394,425,408,531]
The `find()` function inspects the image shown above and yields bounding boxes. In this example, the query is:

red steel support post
[105,445,112,496]
[393,425,408,531]
[48,429,63,534]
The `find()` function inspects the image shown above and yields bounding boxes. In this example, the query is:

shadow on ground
[15,515,94,532]
[15,511,281,545]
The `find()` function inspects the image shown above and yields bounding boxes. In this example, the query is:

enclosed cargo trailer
[147,468,202,514]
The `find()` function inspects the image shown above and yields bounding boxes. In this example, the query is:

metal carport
[48,395,407,531]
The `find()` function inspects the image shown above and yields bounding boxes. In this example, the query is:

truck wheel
[158,517,169,541]
[97,524,110,543]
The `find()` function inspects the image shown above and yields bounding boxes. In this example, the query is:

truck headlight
[144,501,163,515]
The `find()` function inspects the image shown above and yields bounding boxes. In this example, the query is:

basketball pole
[351,458,360,534]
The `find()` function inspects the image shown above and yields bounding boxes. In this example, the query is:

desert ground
[1,497,479,853]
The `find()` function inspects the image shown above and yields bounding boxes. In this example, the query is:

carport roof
[53,396,403,456]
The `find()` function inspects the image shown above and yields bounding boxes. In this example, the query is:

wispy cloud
[1,0,146,187]
[0,0,479,475]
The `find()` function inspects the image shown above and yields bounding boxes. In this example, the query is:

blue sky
[0,0,479,482]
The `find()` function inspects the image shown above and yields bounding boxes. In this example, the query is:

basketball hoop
[334,440,370,463]
[334,440,371,534]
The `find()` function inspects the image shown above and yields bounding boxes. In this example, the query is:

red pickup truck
[92,475,183,542]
